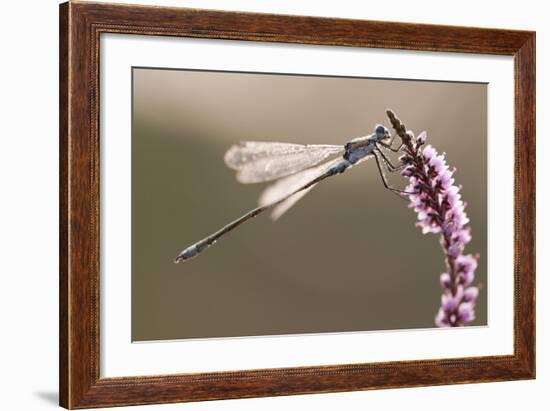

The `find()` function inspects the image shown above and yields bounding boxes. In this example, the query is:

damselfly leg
[373,148,417,197]
[376,146,406,172]
[377,138,405,153]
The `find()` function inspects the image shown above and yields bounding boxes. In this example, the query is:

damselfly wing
[258,157,344,220]
[224,141,344,183]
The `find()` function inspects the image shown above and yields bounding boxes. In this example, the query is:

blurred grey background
[132,67,487,341]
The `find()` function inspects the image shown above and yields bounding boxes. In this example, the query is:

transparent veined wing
[224,141,344,183]
[259,157,344,220]
[269,189,314,221]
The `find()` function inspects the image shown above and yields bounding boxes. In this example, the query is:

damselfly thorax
[175,121,411,263]
[344,125,391,162]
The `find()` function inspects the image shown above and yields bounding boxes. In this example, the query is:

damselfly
[174,115,410,263]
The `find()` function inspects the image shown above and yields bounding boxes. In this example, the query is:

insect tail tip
[174,244,200,264]
[174,253,189,264]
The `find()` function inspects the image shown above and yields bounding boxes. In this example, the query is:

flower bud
[440,273,451,288]
[416,131,427,145]
[457,302,475,323]
[463,287,479,302]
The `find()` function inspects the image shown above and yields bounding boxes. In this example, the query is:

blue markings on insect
[330,139,374,176]
[346,143,375,164]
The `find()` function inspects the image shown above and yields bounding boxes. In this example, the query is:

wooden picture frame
[59,1,535,408]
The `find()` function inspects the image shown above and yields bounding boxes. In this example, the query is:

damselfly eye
[375,125,390,139]
[375,125,386,134]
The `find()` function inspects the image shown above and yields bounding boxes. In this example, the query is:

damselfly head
[374,125,391,141]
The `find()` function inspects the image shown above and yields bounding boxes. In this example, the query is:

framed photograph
[59,1,535,408]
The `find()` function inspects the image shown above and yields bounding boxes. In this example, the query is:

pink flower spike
[392,120,480,328]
